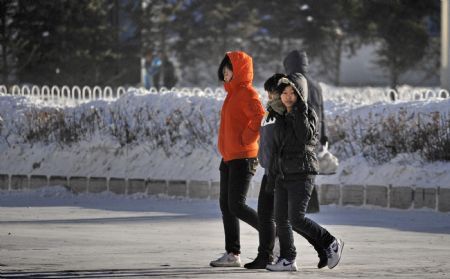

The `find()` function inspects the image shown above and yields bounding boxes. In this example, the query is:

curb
[1,174,449,213]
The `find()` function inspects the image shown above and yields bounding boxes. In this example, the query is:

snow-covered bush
[1,89,449,163]
[0,90,221,157]
[327,100,450,163]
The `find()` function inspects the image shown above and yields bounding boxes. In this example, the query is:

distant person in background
[161,54,178,88]
[283,50,327,212]
[210,51,265,268]
[144,50,162,89]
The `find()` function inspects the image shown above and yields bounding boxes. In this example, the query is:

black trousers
[275,177,335,261]
[256,175,276,258]
[257,175,325,259]
[219,158,259,254]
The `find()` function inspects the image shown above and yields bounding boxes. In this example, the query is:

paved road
[1,192,450,278]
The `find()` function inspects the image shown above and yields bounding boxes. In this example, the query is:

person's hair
[276,77,302,97]
[264,73,286,92]
[276,82,291,96]
[217,55,233,81]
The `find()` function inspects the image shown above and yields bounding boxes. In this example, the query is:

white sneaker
[273,236,280,261]
[326,238,344,269]
[210,252,241,267]
[266,258,298,272]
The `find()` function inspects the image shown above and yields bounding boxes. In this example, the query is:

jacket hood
[225,51,254,90]
[277,73,308,103]
[283,50,309,75]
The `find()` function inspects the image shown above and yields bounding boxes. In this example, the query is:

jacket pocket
[241,128,256,146]
[281,154,305,174]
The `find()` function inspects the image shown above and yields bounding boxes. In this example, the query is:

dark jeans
[275,177,335,261]
[257,175,276,258]
[219,158,259,254]
[257,175,326,259]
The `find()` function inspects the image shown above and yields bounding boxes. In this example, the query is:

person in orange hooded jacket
[210,51,265,268]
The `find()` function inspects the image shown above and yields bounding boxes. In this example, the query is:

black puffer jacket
[283,50,327,145]
[267,74,319,190]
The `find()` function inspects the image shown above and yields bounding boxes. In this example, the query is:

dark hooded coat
[267,73,320,189]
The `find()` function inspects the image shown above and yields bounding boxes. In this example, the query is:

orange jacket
[218,51,265,162]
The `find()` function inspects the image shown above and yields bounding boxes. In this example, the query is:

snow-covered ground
[0,85,449,188]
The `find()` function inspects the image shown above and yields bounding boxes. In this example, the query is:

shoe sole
[244,266,267,269]
[210,262,241,268]
[317,260,327,269]
[328,240,344,269]
[266,264,298,272]
[266,267,298,272]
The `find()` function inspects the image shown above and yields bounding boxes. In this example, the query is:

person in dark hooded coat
[244,73,328,270]
[265,74,344,272]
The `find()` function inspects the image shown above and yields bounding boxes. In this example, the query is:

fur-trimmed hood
[276,73,308,103]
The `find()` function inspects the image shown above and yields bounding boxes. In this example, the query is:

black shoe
[244,254,273,269]
[317,252,328,269]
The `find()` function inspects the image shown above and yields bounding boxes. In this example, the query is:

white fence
[0,85,228,104]
[388,88,450,101]
[0,84,449,105]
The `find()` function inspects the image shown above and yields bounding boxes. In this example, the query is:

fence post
[72,86,81,102]
[117,87,126,98]
[21,85,30,97]
[93,86,102,100]
[61,86,70,105]
[0,85,7,94]
[82,86,91,101]
[439,89,449,98]
[41,85,50,100]
[104,86,113,99]
[31,85,40,98]
[51,85,60,101]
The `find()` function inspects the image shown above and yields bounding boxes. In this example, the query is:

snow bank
[1,86,449,188]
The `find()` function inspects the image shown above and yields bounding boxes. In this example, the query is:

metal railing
[0,84,448,105]
[0,85,228,104]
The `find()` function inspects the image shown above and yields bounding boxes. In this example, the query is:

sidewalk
[1,190,449,278]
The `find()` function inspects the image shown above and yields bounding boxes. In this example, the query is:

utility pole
[442,0,450,90]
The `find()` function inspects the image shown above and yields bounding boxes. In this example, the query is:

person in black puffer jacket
[265,74,344,272]
[244,74,327,270]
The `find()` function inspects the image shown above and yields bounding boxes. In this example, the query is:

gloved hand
[285,109,296,122]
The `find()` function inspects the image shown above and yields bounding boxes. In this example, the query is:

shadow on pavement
[1,191,450,234]
[0,267,266,278]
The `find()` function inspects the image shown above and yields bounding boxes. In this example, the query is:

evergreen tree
[172,0,260,85]
[141,0,185,87]
[10,0,133,86]
[251,0,303,75]
[360,0,439,88]
[0,0,18,85]
[299,0,364,85]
